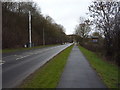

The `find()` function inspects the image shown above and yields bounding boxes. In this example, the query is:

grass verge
[78,45,119,88]
[2,44,59,53]
[19,45,73,88]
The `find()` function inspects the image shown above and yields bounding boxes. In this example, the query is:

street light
[29,11,32,47]
[43,27,45,45]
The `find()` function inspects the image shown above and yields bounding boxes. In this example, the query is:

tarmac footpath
[57,45,106,88]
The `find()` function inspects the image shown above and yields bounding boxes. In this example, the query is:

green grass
[78,45,119,88]
[19,45,73,88]
[2,44,59,53]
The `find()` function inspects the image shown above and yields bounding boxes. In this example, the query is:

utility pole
[43,28,45,45]
[29,11,32,47]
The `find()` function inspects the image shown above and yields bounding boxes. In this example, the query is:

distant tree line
[75,0,120,66]
[2,2,68,49]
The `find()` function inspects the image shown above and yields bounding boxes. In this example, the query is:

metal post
[43,28,45,45]
[29,11,32,47]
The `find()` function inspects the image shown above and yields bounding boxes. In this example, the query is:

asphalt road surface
[57,45,106,88]
[2,43,72,88]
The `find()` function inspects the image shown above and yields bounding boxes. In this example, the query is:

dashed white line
[0,60,5,65]
[16,55,30,60]
[4,45,65,61]
[15,48,55,60]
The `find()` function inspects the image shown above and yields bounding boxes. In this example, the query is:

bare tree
[88,0,120,64]
[75,17,91,41]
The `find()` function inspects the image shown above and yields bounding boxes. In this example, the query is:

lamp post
[29,11,32,47]
[43,27,45,45]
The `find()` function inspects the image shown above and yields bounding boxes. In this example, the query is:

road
[2,43,72,88]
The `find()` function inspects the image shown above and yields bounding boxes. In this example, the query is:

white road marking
[0,60,5,65]
[15,48,55,60]
[16,55,30,60]
[4,45,64,61]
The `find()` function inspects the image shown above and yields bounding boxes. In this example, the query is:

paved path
[57,45,106,88]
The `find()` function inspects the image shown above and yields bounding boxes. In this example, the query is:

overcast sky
[33,0,93,35]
